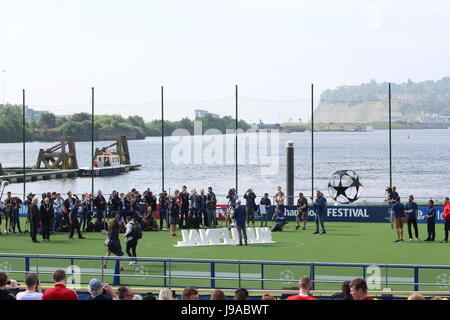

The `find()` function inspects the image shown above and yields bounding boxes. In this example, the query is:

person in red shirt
[286,276,318,300]
[350,278,374,300]
[441,197,450,243]
[42,270,78,300]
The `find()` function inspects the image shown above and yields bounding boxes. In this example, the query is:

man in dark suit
[232,200,248,246]
[30,198,41,243]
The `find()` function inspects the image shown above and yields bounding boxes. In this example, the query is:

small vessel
[79,153,128,176]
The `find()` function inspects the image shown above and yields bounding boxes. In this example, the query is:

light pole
[1,69,5,106]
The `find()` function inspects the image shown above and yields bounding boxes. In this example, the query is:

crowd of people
[0,185,332,245]
[386,187,450,243]
[2,185,449,246]
[0,270,446,301]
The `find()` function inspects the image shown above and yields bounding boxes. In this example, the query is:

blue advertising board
[266,205,445,224]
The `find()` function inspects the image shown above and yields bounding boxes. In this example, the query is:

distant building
[0,103,47,120]
[195,109,219,119]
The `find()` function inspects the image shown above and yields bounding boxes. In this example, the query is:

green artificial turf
[1,220,449,292]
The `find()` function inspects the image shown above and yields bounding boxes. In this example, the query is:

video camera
[385,187,393,202]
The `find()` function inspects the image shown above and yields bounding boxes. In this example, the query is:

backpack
[131,222,142,239]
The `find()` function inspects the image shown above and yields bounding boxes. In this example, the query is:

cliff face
[314,101,421,123]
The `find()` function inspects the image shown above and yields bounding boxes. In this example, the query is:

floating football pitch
[1,219,450,292]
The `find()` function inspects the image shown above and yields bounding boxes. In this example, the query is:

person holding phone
[16,273,43,300]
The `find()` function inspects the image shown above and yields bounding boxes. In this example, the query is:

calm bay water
[1,129,449,203]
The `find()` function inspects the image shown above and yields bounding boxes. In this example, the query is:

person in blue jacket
[405,195,419,241]
[392,197,406,242]
[232,200,247,246]
[313,191,327,235]
[424,200,437,241]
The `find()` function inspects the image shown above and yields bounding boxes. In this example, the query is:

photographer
[0,272,18,300]
[130,190,143,217]
[386,186,399,204]
[271,204,286,232]
[108,190,121,218]
[94,190,107,228]
[11,196,23,234]
[158,191,169,230]
[143,189,157,214]
[244,189,257,227]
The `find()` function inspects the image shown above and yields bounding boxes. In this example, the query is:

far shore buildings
[194,109,220,119]
[0,103,48,121]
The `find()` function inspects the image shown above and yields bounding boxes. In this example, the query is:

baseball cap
[89,278,103,290]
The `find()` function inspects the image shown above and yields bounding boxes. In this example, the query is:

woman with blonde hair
[159,288,175,300]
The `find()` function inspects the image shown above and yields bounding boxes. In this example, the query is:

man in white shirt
[16,273,43,300]
[124,216,139,266]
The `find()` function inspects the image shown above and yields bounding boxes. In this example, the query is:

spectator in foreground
[210,289,227,300]
[133,294,143,300]
[118,286,134,300]
[0,272,17,300]
[349,278,374,300]
[234,288,249,301]
[42,270,78,300]
[87,278,117,300]
[286,276,318,300]
[16,273,43,300]
[408,293,425,300]
[261,293,276,300]
[182,286,200,300]
[331,281,353,300]
[159,288,175,300]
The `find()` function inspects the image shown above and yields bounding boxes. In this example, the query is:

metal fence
[1,253,450,292]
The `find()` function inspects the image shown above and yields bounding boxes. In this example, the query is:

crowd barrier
[1,253,450,292]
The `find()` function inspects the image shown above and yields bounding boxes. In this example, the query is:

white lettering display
[175,227,276,247]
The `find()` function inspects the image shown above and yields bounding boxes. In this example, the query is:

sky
[1,0,449,123]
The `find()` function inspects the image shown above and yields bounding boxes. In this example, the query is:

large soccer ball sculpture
[327,170,363,204]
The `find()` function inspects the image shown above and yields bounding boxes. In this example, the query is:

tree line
[320,77,450,115]
[0,105,251,143]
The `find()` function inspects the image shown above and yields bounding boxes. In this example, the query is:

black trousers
[236,224,247,244]
[30,221,38,241]
[42,220,52,240]
[427,222,435,241]
[159,208,169,229]
[445,219,450,241]
[179,209,189,228]
[246,207,255,225]
[126,239,137,258]
[69,218,83,238]
[407,217,419,239]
